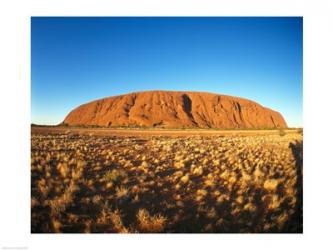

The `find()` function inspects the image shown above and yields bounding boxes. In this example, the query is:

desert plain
[31,126,302,233]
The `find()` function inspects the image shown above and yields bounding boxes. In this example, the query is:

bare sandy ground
[31,126,298,137]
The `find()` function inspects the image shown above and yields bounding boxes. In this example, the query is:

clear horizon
[31,17,303,127]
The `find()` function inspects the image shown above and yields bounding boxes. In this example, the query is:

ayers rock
[63,90,287,129]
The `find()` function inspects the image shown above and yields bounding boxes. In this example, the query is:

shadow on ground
[281,140,303,233]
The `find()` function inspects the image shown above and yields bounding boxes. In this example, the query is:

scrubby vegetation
[279,129,286,136]
[31,132,302,233]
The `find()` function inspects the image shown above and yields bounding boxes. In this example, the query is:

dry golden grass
[136,208,167,233]
[31,130,302,233]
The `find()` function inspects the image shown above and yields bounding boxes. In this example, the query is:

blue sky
[31,17,302,127]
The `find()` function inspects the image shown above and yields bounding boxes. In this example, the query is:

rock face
[63,91,287,129]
